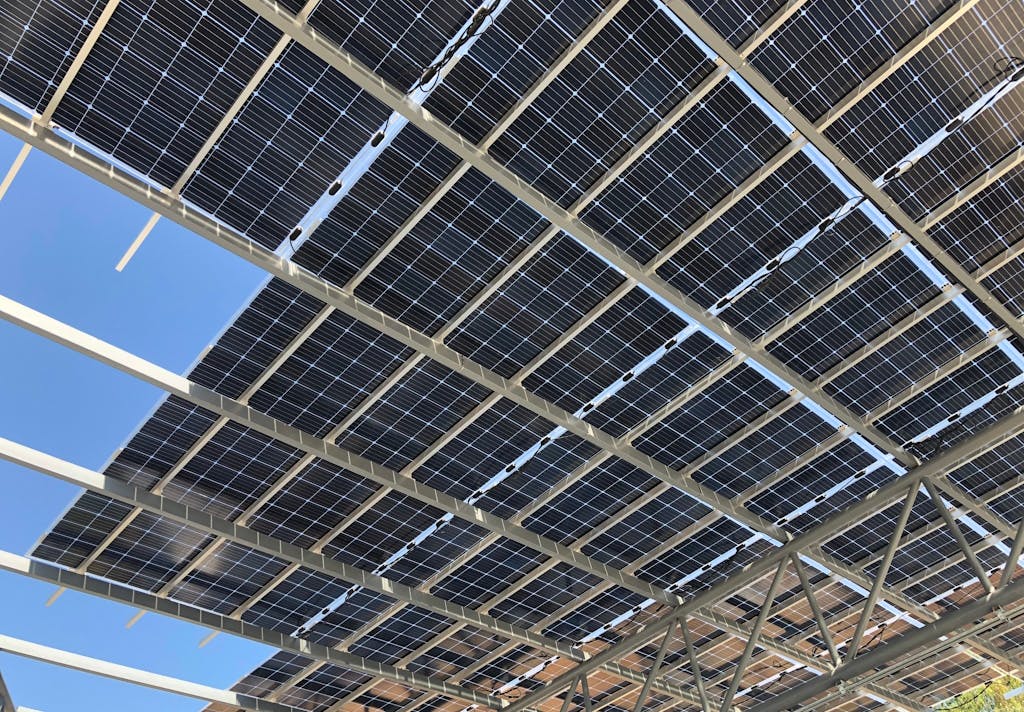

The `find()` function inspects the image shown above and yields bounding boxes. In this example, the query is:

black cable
[949,56,1024,134]
[370,114,391,147]
[714,193,867,311]
[937,680,993,710]
[415,4,494,92]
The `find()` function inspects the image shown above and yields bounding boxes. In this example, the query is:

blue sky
[0,129,279,709]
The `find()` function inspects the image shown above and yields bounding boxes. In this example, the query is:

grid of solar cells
[749,0,948,122]
[336,358,490,472]
[87,509,212,591]
[656,151,862,311]
[928,166,1024,275]
[408,625,507,680]
[824,305,990,416]
[883,90,1024,220]
[521,458,660,546]
[228,651,314,700]
[246,310,413,439]
[489,563,605,629]
[11,0,1024,709]
[353,167,552,335]
[0,0,105,111]
[582,488,712,571]
[471,435,603,520]
[105,396,221,489]
[318,490,447,571]
[767,253,946,381]
[243,568,392,644]
[748,440,889,525]
[445,232,626,380]
[636,517,755,590]
[876,348,1019,444]
[244,460,378,550]
[291,126,462,288]
[783,464,902,536]
[423,0,605,144]
[306,0,474,91]
[182,40,393,250]
[32,490,134,569]
[488,0,717,209]
[633,363,789,471]
[985,259,1024,320]
[524,287,688,413]
[274,663,370,712]
[170,540,287,613]
[189,278,326,401]
[416,398,569,506]
[159,421,305,520]
[581,78,791,265]
[826,0,1024,180]
[376,516,488,588]
[53,0,281,188]
[585,331,733,438]
[691,404,835,498]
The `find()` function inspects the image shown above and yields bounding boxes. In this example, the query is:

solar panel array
[4,0,1024,709]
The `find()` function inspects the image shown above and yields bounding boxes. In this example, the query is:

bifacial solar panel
[6,0,1024,710]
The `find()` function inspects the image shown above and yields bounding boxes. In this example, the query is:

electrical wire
[714,193,868,312]
[415,4,495,92]
[937,680,993,710]
[953,56,1024,128]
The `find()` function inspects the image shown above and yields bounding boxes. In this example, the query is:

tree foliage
[933,676,1024,712]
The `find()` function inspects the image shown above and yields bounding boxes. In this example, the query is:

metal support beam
[661,0,1024,346]
[681,618,711,712]
[632,616,679,712]
[751,576,1024,712]
[845,482,918,663]
[1000,516,1024,590]
[922,478,995,594]
[791,554,840,668]
[0,552,502,708]
[0,633,308,712]
[0,293,675,606]
[0,435,582,660]
[0,143,30,203]
[720,561,789,711]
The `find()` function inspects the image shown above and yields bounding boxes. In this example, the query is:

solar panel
[4,0,1024,709]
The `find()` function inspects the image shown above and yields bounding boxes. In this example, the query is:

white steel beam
[0,633,308,712]
[0,0,120,203]
[234,0,917,468]
[661,0,1024,347]
[500,406,1024,712]
[0,292,675,607]
[0,552,503,709]
[0,435,583,660]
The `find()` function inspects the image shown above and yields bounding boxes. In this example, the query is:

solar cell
[5,0,1024,708]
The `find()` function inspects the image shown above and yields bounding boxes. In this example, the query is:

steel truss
[0,0,1019,708]
[0,665,15,712]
